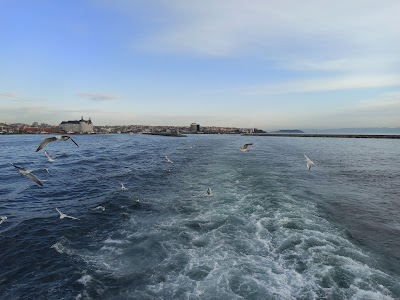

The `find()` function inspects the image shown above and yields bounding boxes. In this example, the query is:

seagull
[121,183,127,190]
[44,150,56,162]
[304,155,314,170]
[56,208,79,220]
[165,156,174,163]
[207,187,212,196]
[44,168,50,173]
[36,135,79,152]
[93,206,105,211]
[240,143,253,152]
[13,164,44,187]
[0,216,7,225]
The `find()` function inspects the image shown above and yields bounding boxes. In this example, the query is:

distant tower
[190,123,200,133]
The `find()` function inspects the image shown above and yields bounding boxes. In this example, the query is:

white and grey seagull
[304,155,314,170]
[120,183,127,190]
[56,208,80,220]
[36,135,79,152]
[165,156,174,163]
[44,150,56,162]
[0,216,7,225]
[13,164,44,187]
[240,143,253,152]
[207,187,212,196]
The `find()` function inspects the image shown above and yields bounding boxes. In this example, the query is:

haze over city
[1,0,400,129]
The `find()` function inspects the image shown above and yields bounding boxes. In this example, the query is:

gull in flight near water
[0,216,7,225]
[207,187,212,196]
[44,150,56,162]
[121,183,127,190]
[165,156,174,163]
[56,208,79,220]
[13,164,44,187]
[240,143,253,152]
[36,135,79,152]
[304,155,314,170]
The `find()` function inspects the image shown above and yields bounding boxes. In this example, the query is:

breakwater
[142,132,186,137]
[242,133,400,139]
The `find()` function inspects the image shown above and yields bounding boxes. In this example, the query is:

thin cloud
[0,92,18,99]
[242,74,400,95]
[285,56,400,73]
[357,92,400,111]
[0,92,22,102]
[134,0,400,57]
[0,92,36,102]
[78,93,121,102]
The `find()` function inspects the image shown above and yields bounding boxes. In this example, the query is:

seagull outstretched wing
[36,137,57,152]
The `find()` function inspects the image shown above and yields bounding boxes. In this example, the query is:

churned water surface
[0,134,399,299]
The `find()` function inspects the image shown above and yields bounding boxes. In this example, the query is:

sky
[1,0,400,130]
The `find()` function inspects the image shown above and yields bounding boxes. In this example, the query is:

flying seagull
[36,135,79,152]
[121,183,127,190]
[56,208,79,220]
[304,155,314,170]
[44,150,56,162]
[0,216,7,225]
[207,187,212,196]
[165,156,174,163]
[240,143,253,152]
[13,164,44,187]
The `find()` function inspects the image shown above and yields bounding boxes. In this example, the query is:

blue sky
[1,0,399,129]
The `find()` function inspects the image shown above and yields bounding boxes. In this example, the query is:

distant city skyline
[1,1,400,129]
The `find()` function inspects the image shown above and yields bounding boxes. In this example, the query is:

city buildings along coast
[1,118,264,135]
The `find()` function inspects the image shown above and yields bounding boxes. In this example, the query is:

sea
[0,134,399,300]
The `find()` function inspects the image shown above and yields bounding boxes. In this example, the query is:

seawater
[0,134,399,299]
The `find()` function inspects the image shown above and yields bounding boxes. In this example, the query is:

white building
[60,116,93,133]
[190,123,200,133]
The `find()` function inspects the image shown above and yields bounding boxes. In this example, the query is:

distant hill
[301,127,400,134]
[270,129,304,133]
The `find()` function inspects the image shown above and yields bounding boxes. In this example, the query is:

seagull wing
[13,164,27,172]
[44,150,54,161]
[36,137,56,152]
[65,215,79,220]
[55,208,62,216]
[26,172,44,186]
[69,137,79,147]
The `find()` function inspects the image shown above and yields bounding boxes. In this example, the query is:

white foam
[51,241,75,256]
[104,238,126,244]
[77,274,92,286]
[349,286,394,300]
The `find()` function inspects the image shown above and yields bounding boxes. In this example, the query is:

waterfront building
[190,123,200,133]
[60,116,93,133]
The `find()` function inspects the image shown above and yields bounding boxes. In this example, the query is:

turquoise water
[0,134,399,299]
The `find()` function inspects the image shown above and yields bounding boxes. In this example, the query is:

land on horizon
[1,120,399,135]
